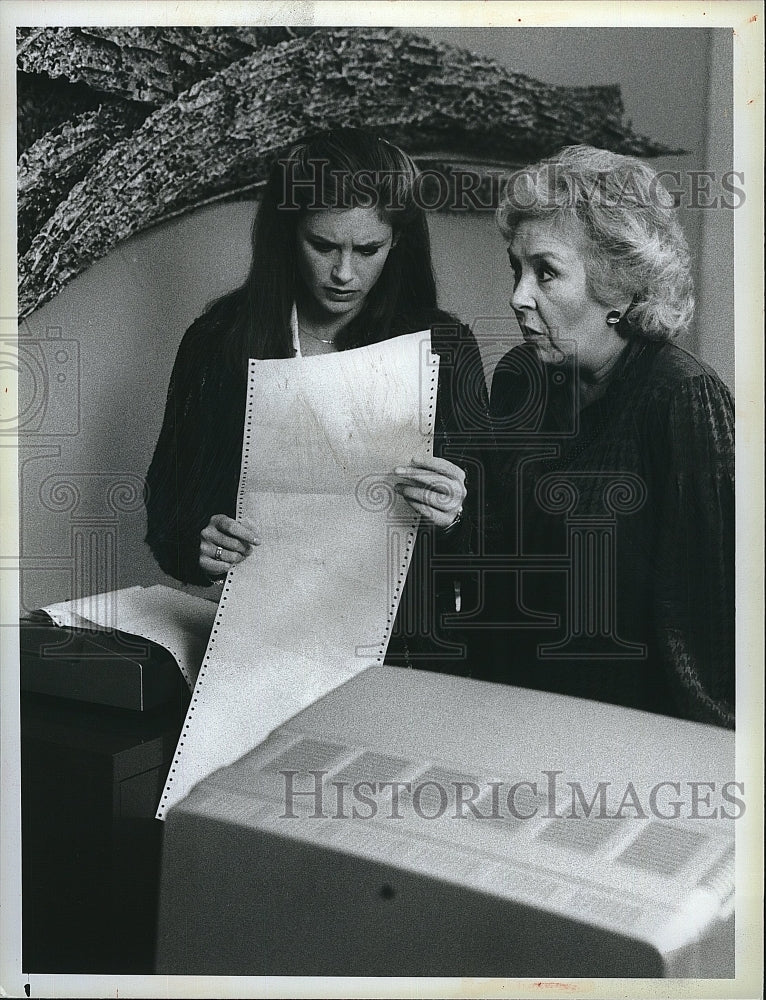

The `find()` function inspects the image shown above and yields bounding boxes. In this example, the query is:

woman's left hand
[394,455,466,529]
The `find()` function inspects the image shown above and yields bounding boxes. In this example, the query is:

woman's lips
[324,287,357,299]
[515,313,546,339]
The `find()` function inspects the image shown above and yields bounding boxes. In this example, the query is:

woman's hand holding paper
[395,455,466,530]
[199,514,260,582]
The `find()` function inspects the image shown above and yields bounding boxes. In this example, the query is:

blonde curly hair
[496,145,694,340]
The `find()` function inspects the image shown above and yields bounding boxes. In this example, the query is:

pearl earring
[606,310,622,326]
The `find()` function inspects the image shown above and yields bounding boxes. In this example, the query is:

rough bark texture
[16,26,312,104]
[17,71,144,152]
[17,27,678,316]
[18,105,149,255]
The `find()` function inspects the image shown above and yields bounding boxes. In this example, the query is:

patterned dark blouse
[144,306,489,671]
[481,338,735,728]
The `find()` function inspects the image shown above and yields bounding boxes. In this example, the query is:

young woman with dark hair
[145,127,488,670]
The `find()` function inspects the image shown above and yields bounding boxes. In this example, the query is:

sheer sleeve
[485,343,552,550]
[431,321,491,556]
[651,370,735,727]
[387,321,490,671]
[145,317,245,585]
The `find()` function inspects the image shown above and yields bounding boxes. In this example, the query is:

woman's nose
[332,252,354,284]
[510,273,535,311]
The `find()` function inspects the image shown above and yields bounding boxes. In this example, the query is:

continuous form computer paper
[157,331,439,819]
[42,584,217,689]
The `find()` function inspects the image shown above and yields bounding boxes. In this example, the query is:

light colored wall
[419,27,732,387]
[696,28,735,379]
[18,205,254,611]
[19,27,731,608]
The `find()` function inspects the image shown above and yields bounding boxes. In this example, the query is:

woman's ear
[619,296,634,315]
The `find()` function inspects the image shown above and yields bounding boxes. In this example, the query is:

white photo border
[1,3,762,998]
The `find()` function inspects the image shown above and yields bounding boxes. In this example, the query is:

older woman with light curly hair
[482,144,734,728]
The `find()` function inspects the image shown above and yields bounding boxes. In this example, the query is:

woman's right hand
[199,514,260,582]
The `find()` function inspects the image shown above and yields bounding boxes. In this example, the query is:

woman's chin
[525,337,563,365]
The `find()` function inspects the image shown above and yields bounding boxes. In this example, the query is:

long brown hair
[205,127,440,372]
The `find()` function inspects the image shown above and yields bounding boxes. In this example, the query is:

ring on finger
[214,545,223,561]
[427,490,452,510]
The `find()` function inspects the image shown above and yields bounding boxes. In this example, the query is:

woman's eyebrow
[529,250,567,264]
[307,235,388,250]
[508,248,568,266]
